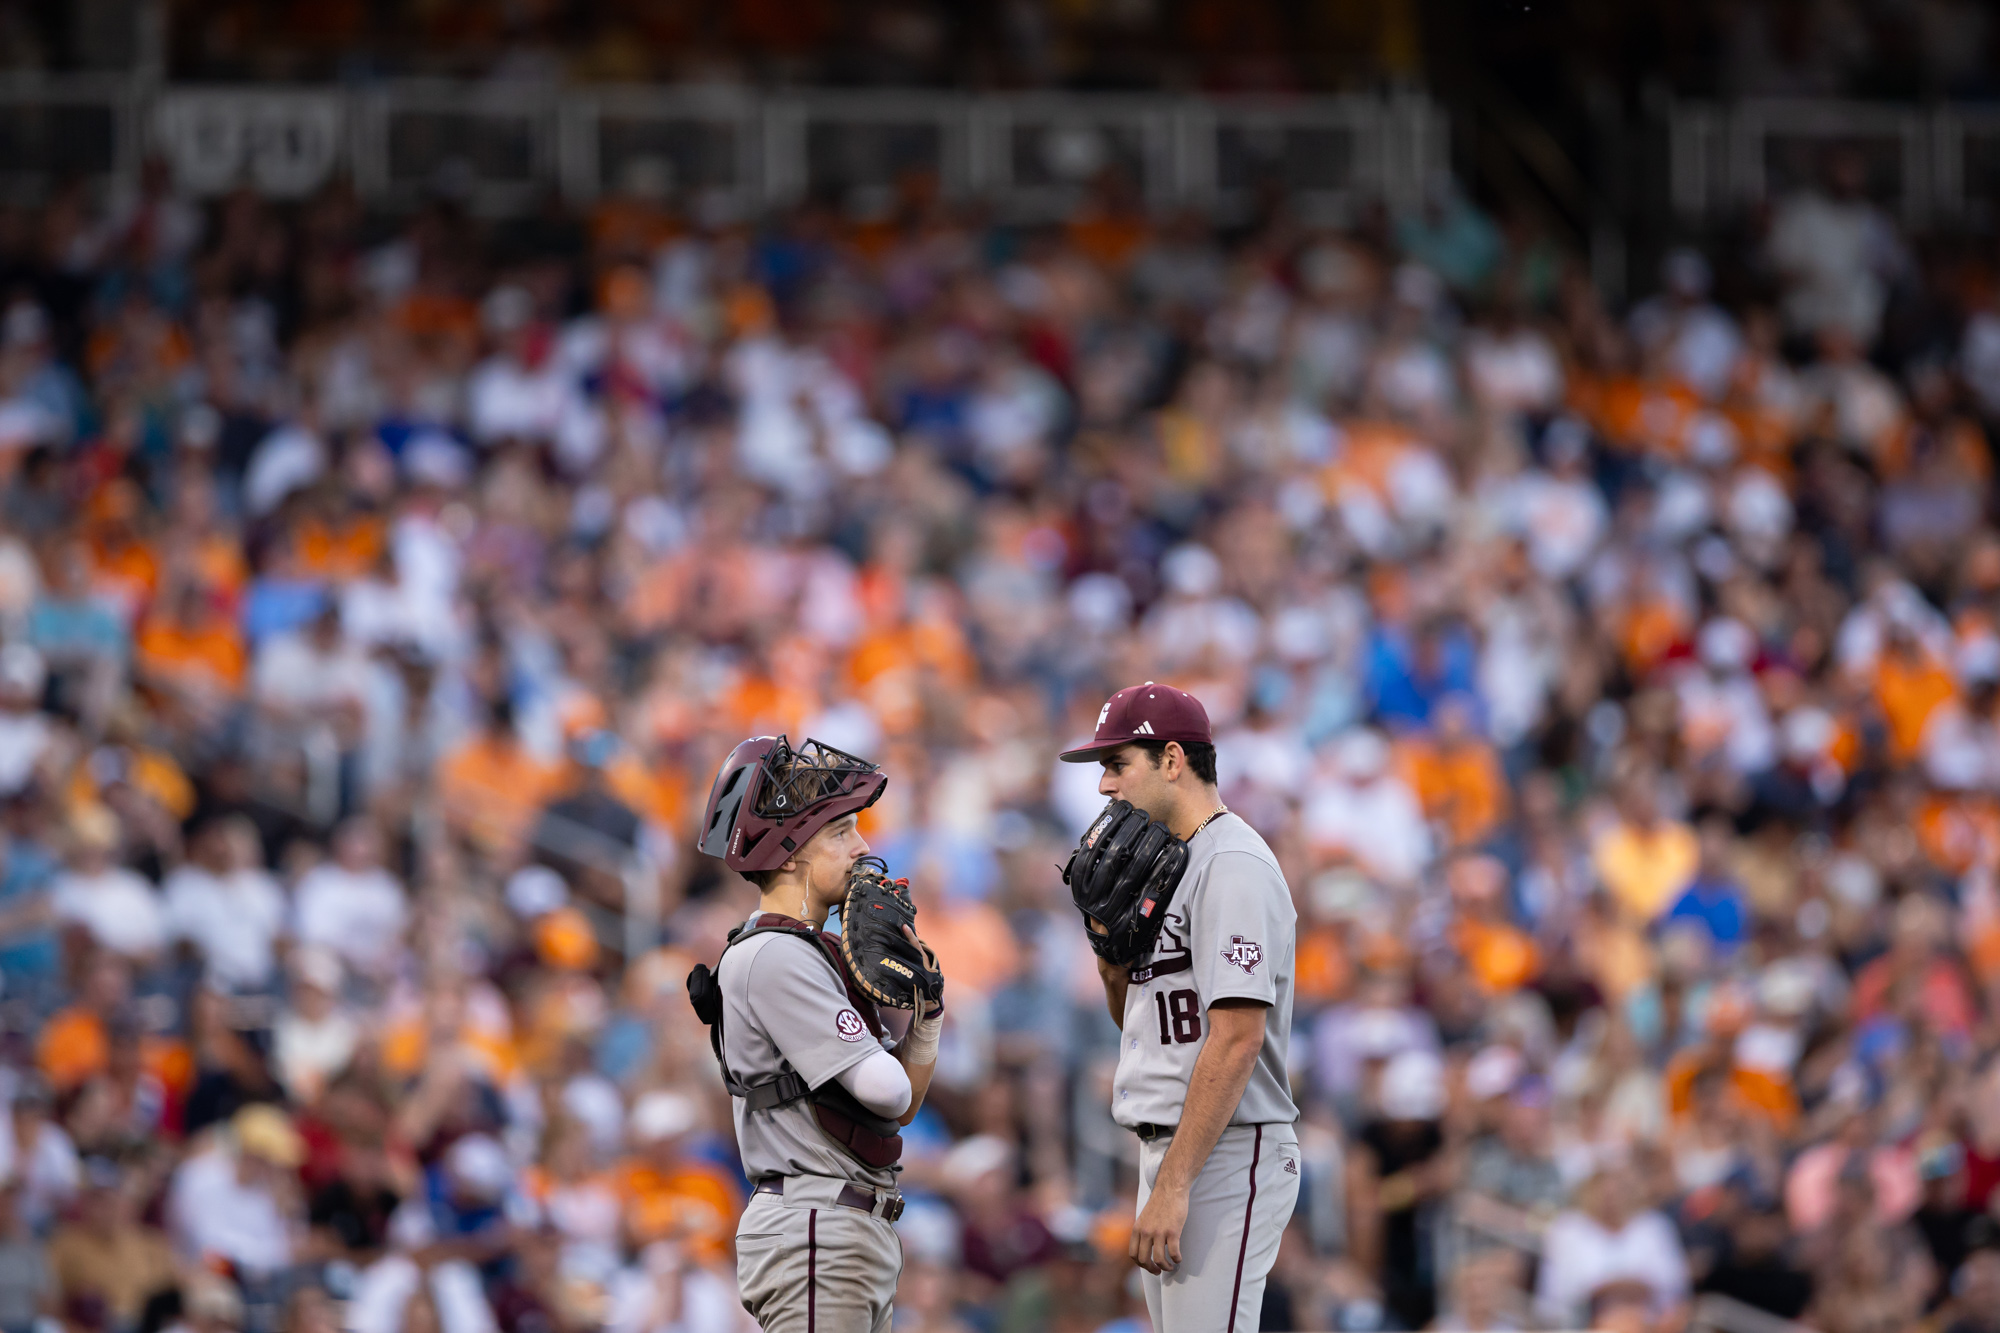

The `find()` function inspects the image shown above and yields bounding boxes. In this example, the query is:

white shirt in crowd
[1767,190,1903,344]
[1301,771,1431,887]
[273,1006,361,1105]
[0,1116,80,1233]
[0,708,50,796]
[1505,468,1608,582]
[51,867,166,959]
[292,862,409,978]
[253,630,373,719]
[1464,326,1564,416]
[1534,1205,1690,1327]
[163,863,288,991]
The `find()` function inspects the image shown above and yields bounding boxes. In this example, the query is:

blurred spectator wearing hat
[166,1104,303,1280]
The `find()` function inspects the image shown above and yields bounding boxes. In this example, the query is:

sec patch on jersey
[1221,936,1263,974]
[835,1009,868,1041]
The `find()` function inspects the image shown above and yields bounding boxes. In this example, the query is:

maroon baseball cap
[1060,682,1213,763]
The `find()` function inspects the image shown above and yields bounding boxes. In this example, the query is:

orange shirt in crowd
[183,534,249,605]
[847,621,976,692]
[63,746,196,821]
[1917,794,2000,875]
[38,1008,192,1100]
[721,674,816,738]
[1665,1052,1798,1132]
[1322,421,1418,506]
[1452,916,1540,995]
[917,897,1021,998]
[136,616,247,693]
[295,515,387,583]
[1066,211,1150,272]
[1295,926,1354,1007]
[1616,598,1690,677]
[591,203,680,262]
[37,1008,108,1093]
[1397,737,1510,848]
[1875,417,1992,485]
[438,736,562,854]
[1876,649,1957,760]
[394,291,480,346]
[88,538,160,612]
[608,756,687,831]
[619,1157,743,1262]
[1592,818,1700,924]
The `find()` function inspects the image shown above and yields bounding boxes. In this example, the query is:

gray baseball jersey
[1112,812,1298,1129]
[718,927,899,1190]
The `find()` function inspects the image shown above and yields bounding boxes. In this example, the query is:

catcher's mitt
[1063,800,1190,967]
[841,857,944,1012]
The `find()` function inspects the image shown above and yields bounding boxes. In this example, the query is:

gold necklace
[1189,805,1229,840]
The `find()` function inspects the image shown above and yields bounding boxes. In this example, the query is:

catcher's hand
[841,857,944,1013]
[1063,800,1190,967]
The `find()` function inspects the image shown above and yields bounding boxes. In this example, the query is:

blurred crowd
[3,135,2000,1333]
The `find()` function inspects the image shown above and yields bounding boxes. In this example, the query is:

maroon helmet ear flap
[697,737,778,865]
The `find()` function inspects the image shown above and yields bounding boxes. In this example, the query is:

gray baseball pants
[1136,1122,1302,1333]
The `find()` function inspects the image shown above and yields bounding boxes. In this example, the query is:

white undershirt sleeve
[834,1048,912,1119]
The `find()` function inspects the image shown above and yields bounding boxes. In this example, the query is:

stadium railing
[1,77,1447,223]
[1669,97,2000,227]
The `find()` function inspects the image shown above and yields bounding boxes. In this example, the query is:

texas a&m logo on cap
[1222,936,1263,974]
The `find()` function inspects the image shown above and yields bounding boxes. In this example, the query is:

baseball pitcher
[686,736,946,1332]
[1062,683,1300,1333]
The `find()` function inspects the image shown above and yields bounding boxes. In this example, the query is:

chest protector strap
[687,913,903,1168]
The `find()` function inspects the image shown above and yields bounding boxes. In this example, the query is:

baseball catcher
[684,735,945,1333]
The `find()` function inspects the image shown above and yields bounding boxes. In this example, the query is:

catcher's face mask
[698,735,887,872]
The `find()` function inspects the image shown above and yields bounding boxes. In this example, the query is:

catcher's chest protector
[686,913,904,1168]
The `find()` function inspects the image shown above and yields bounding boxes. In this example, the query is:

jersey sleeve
[742,935,884,1091]
[1187,850,1288,1008]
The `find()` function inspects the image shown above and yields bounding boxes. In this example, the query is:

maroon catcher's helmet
[697,735,886,872]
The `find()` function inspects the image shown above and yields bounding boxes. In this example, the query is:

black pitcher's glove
[841,857,944,1013]
[1063,800,1190,967]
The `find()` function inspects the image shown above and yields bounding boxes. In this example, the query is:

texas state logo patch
[1222,936,1263,974]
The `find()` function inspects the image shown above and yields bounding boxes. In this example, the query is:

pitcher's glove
[1063,800,1191,967]
[841,857,944,1013]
